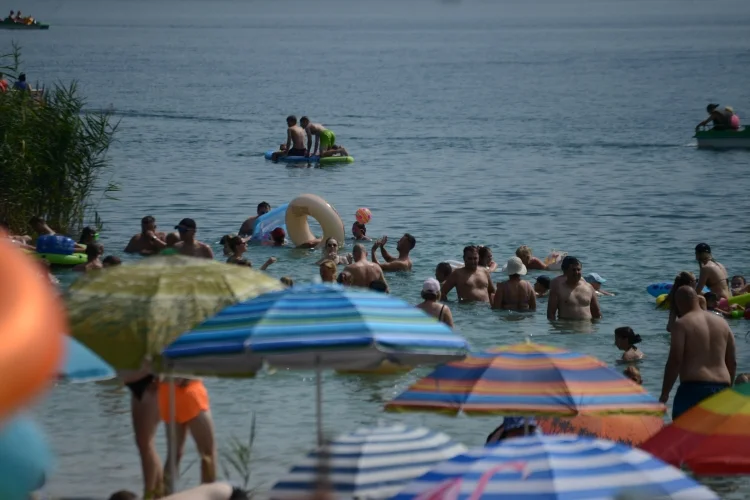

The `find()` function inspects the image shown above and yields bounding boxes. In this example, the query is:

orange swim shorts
[158,379,210,424]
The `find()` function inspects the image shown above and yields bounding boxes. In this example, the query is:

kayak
[695,128,750,149]
[0,21,49,30]
[263,151,354,165]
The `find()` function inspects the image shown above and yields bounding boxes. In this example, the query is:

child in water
[705,291,743,318]
[585,273,615,296]
[534,275,551,298]
[614,326,644,362]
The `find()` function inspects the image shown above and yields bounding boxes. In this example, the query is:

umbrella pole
[167,364,178,494]
[316,356,323,447]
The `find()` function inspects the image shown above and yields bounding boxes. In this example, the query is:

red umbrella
[538,414,664,446]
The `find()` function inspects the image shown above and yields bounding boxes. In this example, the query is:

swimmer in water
[336,270,353,286]
[492,257,536,311]
[319,260,337,283]
[271,116,307,161]
[478,246,498,272]
[441,245,495,303]
[300,116,336,157]
[731,275,749,296]
[417,278,454,327]
[124,216,167,255]
[371,234,415,272]
[547,256,602,321]
[29,216,86,252]
[695,243,730,300]
[103,255,121,267]
[515,245,547,271]
[239,202,271,237]
[352,222,370,241]
[226,235,276,270]
[316,237,352,265]
[74,243,104,272]
[534,275,551,298]
[614,326,644,362]
[343,244,387,289]
[173,218,214,259]
[261,227,286,247]
[585,273,615,296]
[435,262,453,287]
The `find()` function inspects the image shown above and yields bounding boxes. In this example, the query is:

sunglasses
[327,243,338,248]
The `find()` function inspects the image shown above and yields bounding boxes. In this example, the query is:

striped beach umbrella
[392,435,718,500]
[641,382,750,475]
[163,284,470,443]
[269,424,467,500]
[385,342,665,416]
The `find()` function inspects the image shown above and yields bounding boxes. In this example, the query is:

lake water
[6,0,750,496]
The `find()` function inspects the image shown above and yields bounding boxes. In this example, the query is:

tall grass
[0,43,118,235]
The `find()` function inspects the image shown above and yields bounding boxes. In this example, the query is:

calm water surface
[6,0,750,496]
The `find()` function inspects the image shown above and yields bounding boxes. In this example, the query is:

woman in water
[731,275,749,296]
[319,260,337,283]
[614,326,644,362]
[225,236,275,270]
[695,243,730,300]
[316,237,352,266]
[416,278,454,327]
[78,226,97,246]
[515,245,547,271]
[492,257,536,311]
[666,271,707,332]
[623,366,643,385]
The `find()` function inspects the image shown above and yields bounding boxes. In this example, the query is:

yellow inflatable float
[285,194,345,247]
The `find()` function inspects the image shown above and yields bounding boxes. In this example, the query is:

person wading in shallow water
[173,218,213,259]
[660,286,736,420]
[547,256,601,321]
[441,245,495,303]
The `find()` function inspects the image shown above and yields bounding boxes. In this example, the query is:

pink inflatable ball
[355,207,372,225]
[718,297,730,310]
[730,114,740,130]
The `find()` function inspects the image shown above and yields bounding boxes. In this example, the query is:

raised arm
[660,322,686,404]
[547,283,559,320]
[379,240,396,262]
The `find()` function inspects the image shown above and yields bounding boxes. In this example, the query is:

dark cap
[535,275,551,288]
[174,218,196,231]
[695,243,711,254]
[707,103,719,113]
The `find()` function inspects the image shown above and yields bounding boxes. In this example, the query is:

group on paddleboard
[267,115,353,163]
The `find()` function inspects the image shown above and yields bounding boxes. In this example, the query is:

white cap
[422,278,440,294]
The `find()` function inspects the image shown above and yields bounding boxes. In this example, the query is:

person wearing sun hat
[491,256,536,311]
[585,273,615,296]
[417,278,453,327]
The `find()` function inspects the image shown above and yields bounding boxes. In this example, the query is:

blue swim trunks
[672,381,729,420]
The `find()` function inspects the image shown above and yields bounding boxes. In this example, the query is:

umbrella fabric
[162,284,470,373]
[385,342,665,416]
[269,424,467,499]
[392,434,718,500]
[641,382,750,475]
[537,414,664,446]
[66,255,283,370]
[0,414,54,500]
[60,336,116,382]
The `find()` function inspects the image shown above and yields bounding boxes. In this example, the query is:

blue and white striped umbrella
[163,284,469,373]
[270,424,467,500]
[392,434,718,500]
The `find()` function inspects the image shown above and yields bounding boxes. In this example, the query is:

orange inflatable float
[0,236,65,420]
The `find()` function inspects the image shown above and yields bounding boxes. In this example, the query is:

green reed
[0,43,119,235]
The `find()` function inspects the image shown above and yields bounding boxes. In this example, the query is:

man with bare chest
[344,244,387,289]
[173,218,214,259]
[271,115,307,161]
[547,256,602,321]
[441,246,496,303]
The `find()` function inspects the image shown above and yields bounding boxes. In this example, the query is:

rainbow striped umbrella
[641,382,750,475]
[385,342,665,417]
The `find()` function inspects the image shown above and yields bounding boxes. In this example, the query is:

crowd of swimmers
[3,208,749,500]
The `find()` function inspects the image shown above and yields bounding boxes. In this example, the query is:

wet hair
[286,115,297,125]
[86,243,103,260]
[561,256,581,271]
[436,262,453,280]
[463,245,478,256]
[623,366,642,385]
[614,326,642,346]
[280,276,294,287]
[165,232,179,247]
[103,255,121,267]
[515,245,532,261]
[141,215,155,226]
[404,233,416,250]
[732,275,746,285]
[108,491,138,500]
[228,235,245,253]
[79,226,96,244]
[257,201,271,214]
[369,279,389,293]
[535,275,551,290]
[704,291,718,304]
[300,116,310,125]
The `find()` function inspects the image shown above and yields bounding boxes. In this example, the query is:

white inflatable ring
[285,194,345,248]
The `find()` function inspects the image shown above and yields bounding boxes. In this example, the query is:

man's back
[676,310,733,384]
[345,260,382,288]
[289,125,305,148]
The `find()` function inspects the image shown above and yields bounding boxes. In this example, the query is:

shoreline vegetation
[0,43,119,236]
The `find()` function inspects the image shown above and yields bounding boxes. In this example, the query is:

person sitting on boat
[696,104,735,131]
[13,73,30,92]
[319,145,349,158]
[5,10,14,21]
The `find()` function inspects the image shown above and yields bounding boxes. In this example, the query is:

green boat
[0,19,49,30]
[694,127,750,149]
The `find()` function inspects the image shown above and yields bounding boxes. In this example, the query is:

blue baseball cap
[585,273,606,284]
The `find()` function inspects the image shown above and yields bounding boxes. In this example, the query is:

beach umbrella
[392,434,718,500]
[66,255,284,370]
[163,284,470,444]
[641,382,750,475]
[59,336,116,382]
[385,341,665,417]
[269,423,467,500]
[0,414,54,500]
[537,414,663,447]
